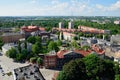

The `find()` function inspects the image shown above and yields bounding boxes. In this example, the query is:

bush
[30,57,37,63]
[36,57,43,65]
[6,48,17,58]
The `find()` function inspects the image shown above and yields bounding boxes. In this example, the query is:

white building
[2,43,17,54]
[62,32,76,41]
[114,51,120,64]
[50,34,58,42]
[68,21,74,29]
[87,38,98,45]
[111,35,120,45]
[59,22,64,29]
[2,42,32,54]
[104,30,110,34]
[114,20,120,25]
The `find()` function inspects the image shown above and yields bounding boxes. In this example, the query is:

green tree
[18,41,21,53]
[35,42,42,50]
[60,32,64,40]
[73,36,78,40]
[24,40,27,49]
[27,36,36,44]
[35,36,41,42]
[30,57,37,63]
[63,60,87,80]
[71,40,79,49]
[57,71,67,80]
[48,41,59,52]
[21,49,28,59]
[82,45,90,51]
[16,53,24,61]
[0,37,4,50]
[57,40,62,46]
[32,44,40,55]
[57,54,119,80]
[36,57,43,65]
[83,54,103,79]
[6,48,17,58]
[115,74,120,80]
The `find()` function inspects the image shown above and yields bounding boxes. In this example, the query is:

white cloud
[109,0,120,11]
[96,0,120,11]
[0,0,119,16]
[30,0,38,4]
[51,0,59,4]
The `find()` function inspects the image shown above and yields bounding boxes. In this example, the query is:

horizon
[0,0,120,16]
[0,16,120,17]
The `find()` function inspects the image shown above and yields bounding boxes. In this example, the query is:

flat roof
[13,64,45,80]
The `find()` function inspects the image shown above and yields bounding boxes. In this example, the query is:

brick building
[44,55,57,69]
[1,32,25,43]
[21,25,46,38]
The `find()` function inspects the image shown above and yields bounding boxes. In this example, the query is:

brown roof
[92,44,105,55]
[57,49,92,58]
[63,32,76,36]
[57,50,68,58]
[21,26,45,32]
[114,51,120,58]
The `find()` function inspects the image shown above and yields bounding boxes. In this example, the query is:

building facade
[20,25,45,38]
[59,22,64,29]
[1,32,25,43]
[114,20,120,25]
[44,55,57,69]
[62,32,76,41]
[114,51,120,64]
[68,21,74,29]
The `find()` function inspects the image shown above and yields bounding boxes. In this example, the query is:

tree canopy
[57,54,120,80]
[0,37,4,50]
[48,41,59,52]
[6,48,17,58]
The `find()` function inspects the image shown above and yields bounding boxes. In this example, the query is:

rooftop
[2,32,23,36]
[2,43,17,50]
[57,49,92,58]
[13,64,45,80]
[114,51,120,58]
[63,32,76,36]
[21,26,45,32]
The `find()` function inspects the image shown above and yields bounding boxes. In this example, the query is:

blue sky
[0,0,120,16]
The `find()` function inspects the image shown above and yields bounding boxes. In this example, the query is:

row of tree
[5,36,62,64]
[0,18,120,34]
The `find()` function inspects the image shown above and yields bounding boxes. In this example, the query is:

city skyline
[0,0,120,16]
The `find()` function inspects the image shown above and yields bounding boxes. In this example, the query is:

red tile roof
[53,26,105,34]
[21,26,45,32]
[57,46,105,58]
[57,49,92,58]
[53,28,77,33]
[91,44,105,55]
[63,32,76,36]
[57,50,68,58]
[79,26,104,34]
[74,49,92,56]
[39,27,45,31]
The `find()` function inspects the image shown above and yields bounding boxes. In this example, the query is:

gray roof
[13,64,45,80]
[2,32,23,36]
[2,43,17,50]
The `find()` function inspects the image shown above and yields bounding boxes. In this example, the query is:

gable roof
[57,49,92,58]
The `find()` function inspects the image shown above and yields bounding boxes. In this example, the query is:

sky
[0,0,120,16]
